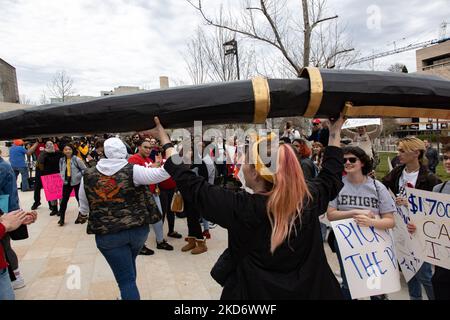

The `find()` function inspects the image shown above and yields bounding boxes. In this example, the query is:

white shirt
[78,165,170,215]
[398,169,419,197]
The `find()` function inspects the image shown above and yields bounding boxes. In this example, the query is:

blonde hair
[397,137,426,160]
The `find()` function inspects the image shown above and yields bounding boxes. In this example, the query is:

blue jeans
[151,195,164,243]
[0,267,15,300]
[13,167,30,191]
[95,225,149,300]
[201,218,210,231]
[407,262,435,300]
[320,222,328,242]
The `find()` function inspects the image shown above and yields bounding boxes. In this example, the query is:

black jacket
[165,146,344,300]
[425,147,439,170]
[381,164,442,194]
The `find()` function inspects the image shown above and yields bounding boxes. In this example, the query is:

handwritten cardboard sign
[406,187,450,269]
[41,174,75,202]
[331,218,401,299]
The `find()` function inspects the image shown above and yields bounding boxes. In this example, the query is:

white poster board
[331,218,401,299]
[406,187,450,270]
[390,197,424,282]
[342,118,381,129]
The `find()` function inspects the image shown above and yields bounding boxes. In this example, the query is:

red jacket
[0,223,8,270]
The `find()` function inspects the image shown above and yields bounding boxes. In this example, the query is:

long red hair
[266,144,312,253]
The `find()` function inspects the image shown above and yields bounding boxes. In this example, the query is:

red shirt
[0,223,8,270]
[159,159,176,190]
[128,154,157,193]
[34,143,46,158]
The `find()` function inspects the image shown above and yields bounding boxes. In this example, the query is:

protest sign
[331,218,401,299]
[406,187,450,269]
[342,118,381,129]
[41,174,74,202]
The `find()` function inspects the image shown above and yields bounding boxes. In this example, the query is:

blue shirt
[9,145,27,168]
[0,157,20,211]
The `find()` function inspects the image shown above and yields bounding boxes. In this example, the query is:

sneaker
[156,240,174,251]
[12,278,26,290]
[139,246,155,255]
[167,231,182,239]
[202,230,211,239]
[31,202,41,210]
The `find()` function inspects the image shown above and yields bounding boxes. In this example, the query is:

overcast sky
[0,0,448,103]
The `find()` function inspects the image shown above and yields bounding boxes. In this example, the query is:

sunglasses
[343,157,358,164]
[312,123,319,126]
[444,156,450,161]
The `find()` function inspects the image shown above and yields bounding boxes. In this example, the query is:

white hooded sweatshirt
[78,138,170,215]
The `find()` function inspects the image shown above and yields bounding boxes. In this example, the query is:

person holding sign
[327,146,395,299]
[407,144,450,300]
[341,120,383,161]
[146,114,346,300]
[382,137,441,300]
[35,141,63,216]
[58,144,87,226]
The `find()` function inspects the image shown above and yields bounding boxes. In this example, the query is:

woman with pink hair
[148,114,346,300]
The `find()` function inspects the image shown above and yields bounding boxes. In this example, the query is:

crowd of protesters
[1,115,449,301]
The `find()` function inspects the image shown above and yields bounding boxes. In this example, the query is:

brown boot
[181,237,196,252]
[191,239,207,255]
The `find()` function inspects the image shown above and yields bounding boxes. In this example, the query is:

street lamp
[223,39,240,80]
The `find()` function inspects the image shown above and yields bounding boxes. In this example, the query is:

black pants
[33,170,42,204]
[159,188,176,233]
[185,201,203,239]
[432,266,450,300]
[59,182,80,222]
[1,235,18,281]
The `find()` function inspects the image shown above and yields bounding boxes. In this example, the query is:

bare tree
[48,70,75,102]
[186,0,355,76]
[388,63,408,73]
[19,94,34,105]
[184,9,256,84]
[39,90,50,105]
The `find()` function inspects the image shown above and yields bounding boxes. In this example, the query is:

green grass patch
[375,152,450,181]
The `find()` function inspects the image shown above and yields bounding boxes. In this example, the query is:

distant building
[100,86,145,97]
[416,39,450,80]
[0,58,19,103]
[50,95,97,104]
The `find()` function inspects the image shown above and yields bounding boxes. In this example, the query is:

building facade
[0,58,19,103]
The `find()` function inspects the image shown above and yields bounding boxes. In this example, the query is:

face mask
[237,167,254,194]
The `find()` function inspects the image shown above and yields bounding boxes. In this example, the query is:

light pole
[223,39,240,80]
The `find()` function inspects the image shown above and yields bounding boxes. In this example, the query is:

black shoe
[139,246,154,255]
[31,202,41,210]
[58,220,64,226]
[75,213,88,224]
[167,231,182,239]
[50,210,58,216]
[156,240,174,251]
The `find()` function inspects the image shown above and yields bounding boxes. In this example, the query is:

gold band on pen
[252,77,271,124]
[301,67,323,118]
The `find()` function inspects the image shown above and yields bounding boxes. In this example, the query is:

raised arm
[367,121,383,140]
[307,116,345,215]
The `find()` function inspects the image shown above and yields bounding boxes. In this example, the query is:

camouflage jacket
[83,163,161,235]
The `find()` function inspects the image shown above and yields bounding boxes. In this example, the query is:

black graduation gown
[164,146,345,300]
